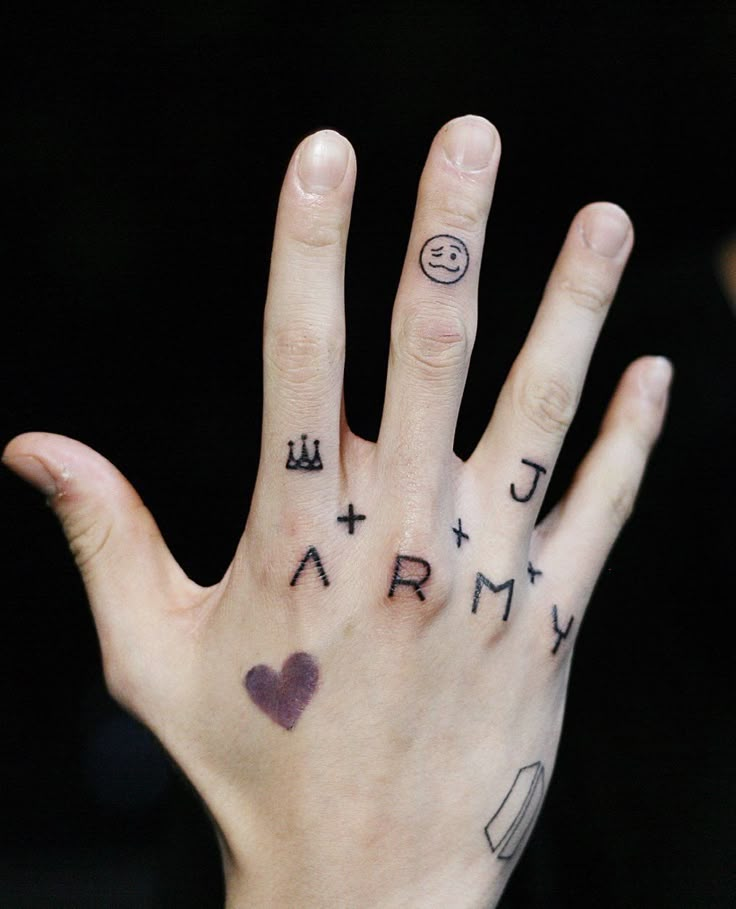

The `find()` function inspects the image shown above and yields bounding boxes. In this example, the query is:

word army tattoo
[388,555,431,602]
[337,503,366,535]
[451,518,469,548]
[527,562,543,584]
[510,458,547,503]
[244,652,319,731]
[484,761,546,861]
[472,572,515,621]
[290,546,330,587]
[551,605,574,655]
[419,234,469,284]
[286,434,323,471]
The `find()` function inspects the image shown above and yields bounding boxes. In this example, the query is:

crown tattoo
[286,434,323,471]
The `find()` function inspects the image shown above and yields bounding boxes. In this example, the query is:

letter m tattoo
[472,572,515,621]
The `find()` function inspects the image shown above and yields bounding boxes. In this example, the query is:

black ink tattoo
[286,434,323,471]
[451,518,469,548]
[485,762,546,860]
[510,458,547,503]
[337,503,366,535]
[527,562,542,584]
[472,572,515,621]
[290,546,330,587]
[388,555,431,602]
[551,605,574,655]
[419,234,469,284]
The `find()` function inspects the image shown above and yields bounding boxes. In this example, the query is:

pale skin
[3,115,672,908]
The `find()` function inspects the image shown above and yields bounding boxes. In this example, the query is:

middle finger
[377,116,501,498]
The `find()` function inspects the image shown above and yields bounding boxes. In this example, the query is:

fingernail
[582,205,631,257]
[2,454,58,496]
[641,357,673,404]
[297,130,350,193]
[442,116,496,172]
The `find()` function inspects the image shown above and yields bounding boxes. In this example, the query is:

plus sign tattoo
[388,555,431,602]
[484,762,546,861]
[419,234,469,284]
[290,546,330,588]
[451,518,469,548]
[337,503,366,535]
[471,572,515,621]
[527,562,542,584]
[551,604,574,655]
[286,434,323,471]
[509,458,547,503]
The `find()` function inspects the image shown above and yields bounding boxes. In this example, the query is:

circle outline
[419,234,470,284]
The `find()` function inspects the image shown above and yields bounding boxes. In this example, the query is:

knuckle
[265,322,344,384]
[65,513,114,575]
[288,206,344,252]
[515,370,577,437]
[609,483,637,526]
[558,275,610,314]
[427,191,485,234]
[379,543,451,629]
[395,307,469,374]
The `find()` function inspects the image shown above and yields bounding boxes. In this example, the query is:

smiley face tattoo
[419,234,469,284]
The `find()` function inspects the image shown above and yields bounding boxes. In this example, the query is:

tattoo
[485,761,546,860]
[472,572,515,621]
[290,546,330,587]
[527,562,542,584]
[388,555,431,602]
[337,503,366,535]
[451,518,469,548]
[244,652,319,731]
[510,458,547,503]
[419,234,469,284]
[286,434,323,471]
[551,605,574,655]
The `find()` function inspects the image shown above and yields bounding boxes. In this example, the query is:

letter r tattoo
[388,555,431,602]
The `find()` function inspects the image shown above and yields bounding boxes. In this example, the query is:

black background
[2,2,734,907]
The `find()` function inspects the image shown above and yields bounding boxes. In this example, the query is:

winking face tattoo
[419,234,469,284]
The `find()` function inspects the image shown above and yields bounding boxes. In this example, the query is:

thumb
[2,431,198,635]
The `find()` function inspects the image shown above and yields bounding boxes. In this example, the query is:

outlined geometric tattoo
[419,234,470,284]
[337,503,366,535]
[388,555,431,602]
[290,546,330,587]
[551,604,574,655]
[485,761,546,860]
[451,518,469,548]
[471,572,515,621]
[510,458,547,503]
[286,434,323,471]
[527,561,543,584]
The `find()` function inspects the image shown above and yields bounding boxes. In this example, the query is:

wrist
[222,840,507,909]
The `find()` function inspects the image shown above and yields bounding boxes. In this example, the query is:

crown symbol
[286,434,323,471]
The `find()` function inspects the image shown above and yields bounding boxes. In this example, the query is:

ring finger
[469,202,634,540]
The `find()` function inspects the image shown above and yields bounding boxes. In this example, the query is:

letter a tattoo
[290,546,330,587]
[388,555,431,602]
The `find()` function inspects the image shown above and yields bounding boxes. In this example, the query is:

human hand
[3,115,671,908]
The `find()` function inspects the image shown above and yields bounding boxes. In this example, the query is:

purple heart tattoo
[244,652,319,730]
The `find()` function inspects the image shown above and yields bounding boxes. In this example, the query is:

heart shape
[244,652,319,730]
